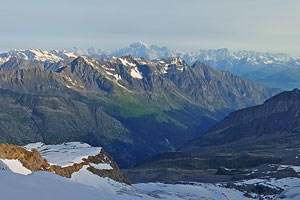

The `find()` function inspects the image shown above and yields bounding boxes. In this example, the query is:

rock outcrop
[0,142,129,184]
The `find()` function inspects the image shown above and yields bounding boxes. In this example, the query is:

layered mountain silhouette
[70,42,300,90]
[0,52,278,167]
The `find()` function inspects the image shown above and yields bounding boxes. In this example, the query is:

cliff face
[0,142,129,184]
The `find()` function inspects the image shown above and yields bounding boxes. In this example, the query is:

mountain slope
[3,44,300,90]
[183,88,300,151]
[0,55,279,167]
[130,89,300,183]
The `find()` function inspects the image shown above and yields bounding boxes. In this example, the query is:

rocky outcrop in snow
[0,142,129,184]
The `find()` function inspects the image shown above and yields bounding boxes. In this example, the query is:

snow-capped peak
[0,49,78,63]
[129,41,151,49]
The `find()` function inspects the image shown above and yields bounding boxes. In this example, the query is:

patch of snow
[106,71,122,81]
[0,49,78,63]
[134,182,251,200]
[89,163,113,170]
[0,57,10,64]
[82,56,97,68]
[119,58,136,67]
[24,142,102,167]
[264,60,273,64]
[0,171,108,200]
[170,57,183,65]
[138,61,147,65]
[61,50,77,58]
[235,178,265,186]
[278,165,300,173]
[105,71,129,90]
[177,67,184,71]
[70,166,142,199]
[130,67,143,79]
[0,159,32,175]
[102,65,115,71]
[161,64,169,74]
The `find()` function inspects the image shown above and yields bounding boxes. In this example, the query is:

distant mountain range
[0,51,278,167]
[2,47,300,199]
[69,42,299,90]
[2,43,300,91]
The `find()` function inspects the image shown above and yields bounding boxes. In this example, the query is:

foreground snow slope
[0,171,111,200]
[0,159,31,175]
[0,170,252,200]
[2,142,300,199]
[6,168,300,200]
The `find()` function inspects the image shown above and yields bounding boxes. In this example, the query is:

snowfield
[1,142,300,199]
[0,159,32,175]
[0,171,109,200]
[0,170,252,200]
[4,169,300,200]
[2,166,300,200]
[24,142,102,167]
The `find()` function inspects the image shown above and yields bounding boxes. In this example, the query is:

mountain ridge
[68,42,300,90]
[0,54,279,168]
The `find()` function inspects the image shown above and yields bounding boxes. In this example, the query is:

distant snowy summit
[71,42,300,90]
[72,41,300,66]
[1,42,300,90]
[1,42,299,69]
[3,41,299,66]
[0,49,77,64]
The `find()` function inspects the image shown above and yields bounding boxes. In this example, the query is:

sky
[0,0,299,55]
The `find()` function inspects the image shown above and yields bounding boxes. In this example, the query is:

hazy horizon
[1,41,299,57]
[1,0,299,55]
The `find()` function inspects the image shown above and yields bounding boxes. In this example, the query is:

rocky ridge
[70,42,300,90]
[0,142,129,184]
[0,53,279,168]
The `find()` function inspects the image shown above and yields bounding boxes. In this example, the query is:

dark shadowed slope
[130,89,300,182]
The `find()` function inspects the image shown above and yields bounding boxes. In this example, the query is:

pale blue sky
[0,0,299,54]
